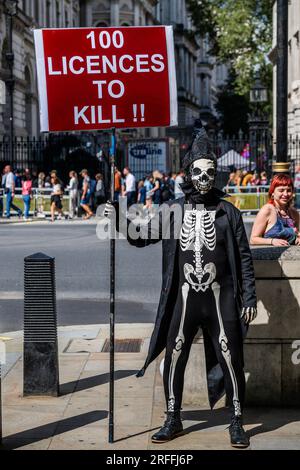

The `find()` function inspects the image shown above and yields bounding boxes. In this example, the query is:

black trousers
[163,281,245,416]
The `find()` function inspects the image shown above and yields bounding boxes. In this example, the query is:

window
[25,66,33,135]
[56,0,60,27]
[34,0,39,23]
[65,9,69,27]
[46,1,51,27]
[95,21,109,27]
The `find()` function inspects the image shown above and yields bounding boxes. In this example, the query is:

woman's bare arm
[250,204,289,246]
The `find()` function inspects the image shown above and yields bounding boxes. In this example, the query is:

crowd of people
[225,168,269,193]
[0,165,106,221]
[115,167,187,210]
[0,164,187,221]
[1,163,300,237]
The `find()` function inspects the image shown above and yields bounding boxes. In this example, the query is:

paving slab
[2,324,300,450]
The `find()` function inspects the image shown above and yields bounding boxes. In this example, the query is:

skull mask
[190,158,216,194]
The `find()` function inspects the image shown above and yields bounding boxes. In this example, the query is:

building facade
[0,0,227,170]
[79,0,158,28]
[271,0,300,138]
[0,0,80,138]
[197,34,228,126]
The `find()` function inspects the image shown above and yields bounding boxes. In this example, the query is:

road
[0,220,253,333]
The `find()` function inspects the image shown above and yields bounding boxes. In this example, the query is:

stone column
[183,49,188,90]
[294,107,300,135]
[39,0,44,25]
[110,0,120,26]
[134,0,140,25]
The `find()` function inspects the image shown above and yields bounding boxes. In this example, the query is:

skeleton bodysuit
[163,200,245,417]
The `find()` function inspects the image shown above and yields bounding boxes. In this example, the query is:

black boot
[151,411,184,443]
[229,415,250,448]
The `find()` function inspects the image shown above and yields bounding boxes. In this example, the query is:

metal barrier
[223,185,270,213]
[0,187,73,217]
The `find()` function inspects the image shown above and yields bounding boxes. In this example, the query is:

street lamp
[250,72,268,104]
[3,0,18,167]
[248,72,269,173]
[274,0,289,174]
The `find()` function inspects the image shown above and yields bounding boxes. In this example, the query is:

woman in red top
[22,173,33,220]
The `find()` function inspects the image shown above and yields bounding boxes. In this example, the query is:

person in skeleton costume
[104,122,257,448]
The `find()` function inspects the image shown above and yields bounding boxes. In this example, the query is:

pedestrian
[168,172,176,199]
[14,169,22,188]
[38,172,45,188]
[44,176,51,188]
[22,173,32,221]
[114,167,122,201]
[174,169,185,199]
[260,171,268,186]
[3,165,22,218]
[226,171,237,193]
[0,168,5,217]
[234,169,242,190]
[144,174,153,201]
[250,173,300,246]
[95,173,106,207]
[161,173,174,202]
[241,171,253,192]
[123,167,136,206]
[89,174,97,212]
[50,170,64,191]
[50,176,64,222]
[151,170,162,204]
[137,180,146,205]
[80,169,94,220]
[250,171,260,187]
[67,170,78,219]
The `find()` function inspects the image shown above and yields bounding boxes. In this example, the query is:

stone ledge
[251,246,300,279]
[251,245,300,261]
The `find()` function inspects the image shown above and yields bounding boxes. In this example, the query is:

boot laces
[231,415,243,430]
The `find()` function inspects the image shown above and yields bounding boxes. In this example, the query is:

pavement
[1,323,300,450]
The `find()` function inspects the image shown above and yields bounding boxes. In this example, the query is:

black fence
[1,131,300,184]
[0,134,111,183]
[288,134,300,174]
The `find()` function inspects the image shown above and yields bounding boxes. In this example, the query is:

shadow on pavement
[181,407,300,439]
[1,410,108,450]
[60,369,139,395]
[113,427,160,444]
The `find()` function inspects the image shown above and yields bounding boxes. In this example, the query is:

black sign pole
[109,127,116,444]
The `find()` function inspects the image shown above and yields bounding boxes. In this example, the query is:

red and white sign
[34,26,177,132]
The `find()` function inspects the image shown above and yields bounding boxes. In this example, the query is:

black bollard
[23,253,59,396]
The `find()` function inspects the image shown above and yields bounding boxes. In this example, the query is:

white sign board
[127,139,169,179]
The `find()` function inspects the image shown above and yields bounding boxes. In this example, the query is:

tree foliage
[187,0,273,96]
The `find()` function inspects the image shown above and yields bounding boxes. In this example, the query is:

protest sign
[34,26,177,132]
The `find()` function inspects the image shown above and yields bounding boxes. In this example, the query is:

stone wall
[182,246,300,407]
